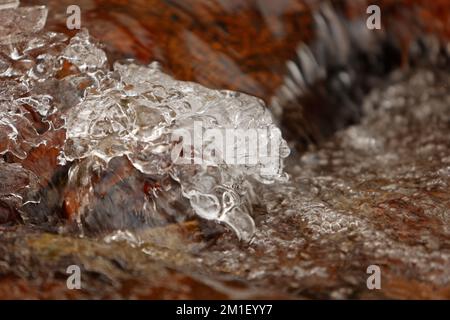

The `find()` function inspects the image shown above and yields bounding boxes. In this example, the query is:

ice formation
[0,4,289,240]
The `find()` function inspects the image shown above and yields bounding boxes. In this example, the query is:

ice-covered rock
[0,4,290,241]
[59,32,290,241]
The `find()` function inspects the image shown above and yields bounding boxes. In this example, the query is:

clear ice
[0,5,290,241]
[0,5,47,45]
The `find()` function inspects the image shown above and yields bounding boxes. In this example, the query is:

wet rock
[0,226,289,299]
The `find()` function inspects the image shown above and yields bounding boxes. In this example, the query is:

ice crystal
[60,37,290,241]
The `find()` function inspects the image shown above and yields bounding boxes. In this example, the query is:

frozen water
[0,6,47,45]
[61,29,107,72]
[60,33,290,241]
[0,4,290,241]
